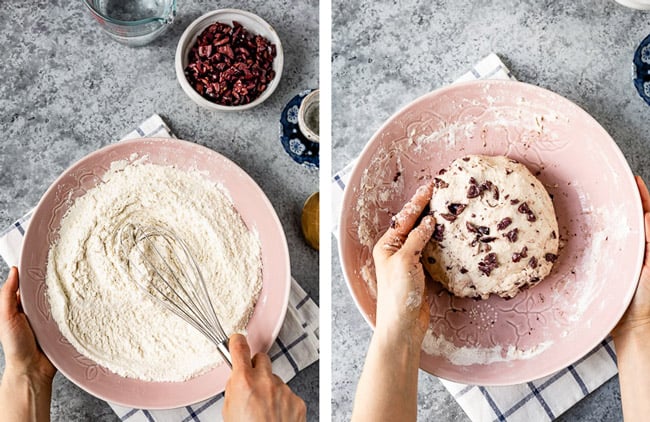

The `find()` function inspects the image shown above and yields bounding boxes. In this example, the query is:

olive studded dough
[422,155,559,299]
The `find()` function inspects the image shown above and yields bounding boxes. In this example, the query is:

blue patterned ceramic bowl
[633,33,650,106]
[279,89,319,169]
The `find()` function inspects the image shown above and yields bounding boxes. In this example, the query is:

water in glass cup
[96,0,170,22]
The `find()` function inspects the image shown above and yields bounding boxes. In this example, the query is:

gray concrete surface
[332,1,649,420]
[0,0,318,420]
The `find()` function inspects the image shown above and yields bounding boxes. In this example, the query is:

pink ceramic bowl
[19,138,291,408]
[339,80,644,385]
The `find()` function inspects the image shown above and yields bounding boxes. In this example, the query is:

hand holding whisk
[118,222,232,367]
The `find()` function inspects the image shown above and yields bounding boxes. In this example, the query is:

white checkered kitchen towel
[0,114,319,421]
[332,54,619,422]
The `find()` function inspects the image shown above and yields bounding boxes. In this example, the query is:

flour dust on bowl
[338,80,644,385]
[19,138,290,408]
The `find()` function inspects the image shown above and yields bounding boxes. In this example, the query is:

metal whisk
[118,222,232,367]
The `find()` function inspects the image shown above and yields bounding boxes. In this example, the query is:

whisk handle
[218,341,233,368]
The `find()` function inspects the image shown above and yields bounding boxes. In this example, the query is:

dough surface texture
[422,155,559,299]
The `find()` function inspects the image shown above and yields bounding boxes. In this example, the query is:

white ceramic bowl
[175,9,284,111]
[298,89,320,142]
[614,0,650,9]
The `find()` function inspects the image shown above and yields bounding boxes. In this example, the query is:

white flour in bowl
[45,158,263,382]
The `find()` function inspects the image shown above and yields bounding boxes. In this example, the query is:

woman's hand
[613,176,650,341]
[612,176,650,422]
[223,334,306,422]
[372,182,436,345]
[352,182,436,422]
[0,267,55,383]
[0,267,56,422]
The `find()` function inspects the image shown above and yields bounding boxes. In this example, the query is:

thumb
[401,215,436,258]
[228,333,252,372]
[0,267,19,320]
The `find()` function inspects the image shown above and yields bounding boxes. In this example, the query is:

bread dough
[422,155,559,299]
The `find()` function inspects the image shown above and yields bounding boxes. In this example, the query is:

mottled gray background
[333,1,648,421]
[0,0,318,420]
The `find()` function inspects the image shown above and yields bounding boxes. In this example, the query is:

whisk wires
[118,222,232,367]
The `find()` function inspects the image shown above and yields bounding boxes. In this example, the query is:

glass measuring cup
[83,0,177,46]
